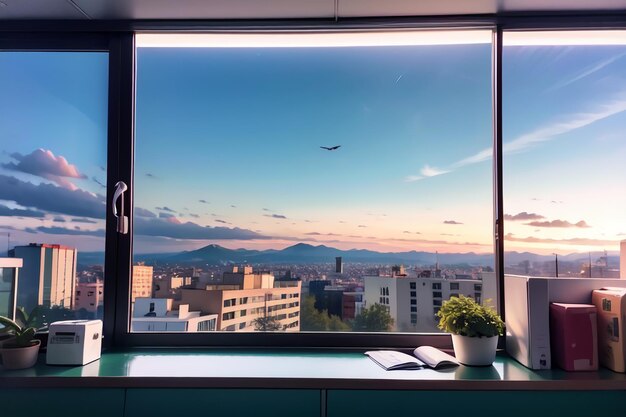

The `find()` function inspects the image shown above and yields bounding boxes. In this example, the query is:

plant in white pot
[0,316,41,370]
[437,295,505,366]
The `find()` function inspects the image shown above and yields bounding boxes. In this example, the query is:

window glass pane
[132,31,494,334]
[503,31,626,278]
[0,52,109,328]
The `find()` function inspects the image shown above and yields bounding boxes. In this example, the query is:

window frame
[6,13,625,349]
[0,32,128,349]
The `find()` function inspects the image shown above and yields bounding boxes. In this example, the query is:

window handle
[112,181,129,234]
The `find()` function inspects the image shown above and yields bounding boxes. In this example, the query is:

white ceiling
[0,0,625,20]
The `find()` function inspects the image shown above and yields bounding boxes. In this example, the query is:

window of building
[222,312,235,321]
[474,284,482,291]
[433,299,442,307]
[432,292,442,299]
[410,282,416,290]
[450,283,459,290]
[410,299,417,305]
[410,306,417,313]
[432,283,442,290]
[410,291,416,297]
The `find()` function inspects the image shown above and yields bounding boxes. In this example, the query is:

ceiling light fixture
[136,30,492,48]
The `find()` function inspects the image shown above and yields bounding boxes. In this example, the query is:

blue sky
[0,33,625,257]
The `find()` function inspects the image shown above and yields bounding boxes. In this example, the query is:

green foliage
[352,303,394,332]
[300,295,350,332]
[0,316,37,347]
[437,295,504,337]
[252,315,283,332]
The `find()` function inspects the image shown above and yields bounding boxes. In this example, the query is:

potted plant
[0,316,41,370]
[437,295,505,366]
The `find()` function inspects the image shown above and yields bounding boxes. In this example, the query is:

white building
[11,243,77,313]
[131,298,218,332]
[363,272,498,332]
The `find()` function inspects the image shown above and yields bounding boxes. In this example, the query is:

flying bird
[320,145,341,151]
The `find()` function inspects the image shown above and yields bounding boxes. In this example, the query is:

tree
[252,315,282,332]
[300,295,350,332]
[352,304,394,332]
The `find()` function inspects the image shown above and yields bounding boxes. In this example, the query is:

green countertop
[1,350,626,390]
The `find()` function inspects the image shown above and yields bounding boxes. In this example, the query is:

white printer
[47,320,102,366]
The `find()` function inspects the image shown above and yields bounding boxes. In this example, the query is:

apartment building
[132,263,154,302]
[75,281,104,313]
[10,243,77,313]
[131,297,217,332]
[363,271,498,332]
[180,266,301,332]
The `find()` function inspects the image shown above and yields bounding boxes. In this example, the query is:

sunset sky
[0,31,625,258]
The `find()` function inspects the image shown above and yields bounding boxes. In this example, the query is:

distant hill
[76,243,620,268]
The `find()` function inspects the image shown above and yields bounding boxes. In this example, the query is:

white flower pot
[0,340,41,370]
[451,334,498,366]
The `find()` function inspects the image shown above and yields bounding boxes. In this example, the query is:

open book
[365,346,460,371]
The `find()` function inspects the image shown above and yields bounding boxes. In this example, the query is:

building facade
[131,297,218,332]
[180,266,301,332]
[132,264,154,302]
[75,281,104,313]
[11,243,77,313]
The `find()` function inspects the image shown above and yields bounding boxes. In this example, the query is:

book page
[365,350,425,370]
[413,346,459,369]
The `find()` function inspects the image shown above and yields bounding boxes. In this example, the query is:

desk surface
[1,349,626,390]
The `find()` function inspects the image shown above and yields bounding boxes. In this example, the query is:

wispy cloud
[444,220,463,225]
[264,214,287,219]
[526,219,590,228]
[546,52,626,92]
[505,233,616,247]
[199,199,209,204]
[504,212,545,221]
[409,95,626,181]
[404,165,450,182]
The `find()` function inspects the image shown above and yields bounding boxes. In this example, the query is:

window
[450,283,459,290]
[0,51,109,328]
[224,298,236,307]
[432,283,442,290]
[410,306,417,312]
[129,30,493,338]
[432,292,442,298]
[222,312,235,321]
[474,284,482,291]
[433,299,442,306]
[503,30,625,279]
[410,299,417,305]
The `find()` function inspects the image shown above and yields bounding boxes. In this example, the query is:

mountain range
[77,243,620,268]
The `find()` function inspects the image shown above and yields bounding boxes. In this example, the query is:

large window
[503,31,626,279]
[0,51,109,328]
[130,31,495,335]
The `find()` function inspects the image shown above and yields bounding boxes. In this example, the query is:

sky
[0,32,625,259]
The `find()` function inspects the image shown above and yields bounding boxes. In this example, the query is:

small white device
[47,320,103,366]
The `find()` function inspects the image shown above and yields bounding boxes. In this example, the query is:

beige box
[46,320,102,366]
[592,288,626,372]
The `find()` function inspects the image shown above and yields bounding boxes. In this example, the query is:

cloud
[444,220,463,225]
[159,212,176,219]
[403,231,411,234]
[71,217,98,224]
[526,219,591,228]
[199,199,209,204]
[145,173,157,179]
[230,205,237,208]
[305,232,341,237]
[133,217,267,240]
[504,233,617,247]
[405,165,451,182]
[504,212,545,221]
[25,226,105,237]
[3,149,86,190]
[358,225,367,228]
[0,204,45,218]
[215,219,230,224]
[547,52,626,92]
[156,206,176,213]
[0,174,105,218]
[189,213,200,218]
[92,177,106,188]
[135,207,157,218]
[414,95,626,180]
[52,216,66,222]
[264,214,287,219]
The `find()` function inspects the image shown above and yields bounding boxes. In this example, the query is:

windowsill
[1,350,625,390]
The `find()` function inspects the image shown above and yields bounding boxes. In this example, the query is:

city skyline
[0,33,625,257]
